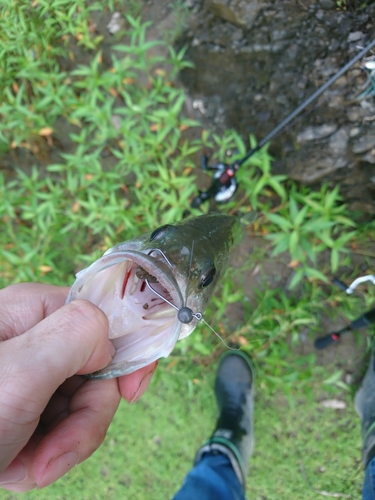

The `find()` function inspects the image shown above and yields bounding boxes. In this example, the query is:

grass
[0,359,364,500]
[0,2,374,498]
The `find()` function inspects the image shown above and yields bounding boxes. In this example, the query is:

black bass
[66,213,242,379]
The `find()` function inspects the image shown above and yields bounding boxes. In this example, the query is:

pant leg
[363,456,375,500]
[173,452,246,500]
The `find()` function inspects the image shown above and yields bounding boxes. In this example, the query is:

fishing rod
[314,274,375,350]
[191,37,375,209]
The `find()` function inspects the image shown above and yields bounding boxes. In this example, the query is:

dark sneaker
[195,350,255,487]
[355,346,375,466]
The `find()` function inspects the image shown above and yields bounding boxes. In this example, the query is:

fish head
[66,213,242,378]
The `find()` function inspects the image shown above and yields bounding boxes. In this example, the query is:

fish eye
[198,265,216,289]
[150,224,173,241]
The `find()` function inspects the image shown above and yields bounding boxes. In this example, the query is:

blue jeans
[364,457,375,499]
[173,452,245,500]
[174,451,375,498]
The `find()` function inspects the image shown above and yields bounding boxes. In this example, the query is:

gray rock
[347,108,363,122]
[352,134,375,154]
[293,156,348,183]
[319,0,336,8]
[328,127,349,153]
[271,30,288,42]
[349,127,361,138]
[297,124,338,143]
[239,43,272,53]
[348,31,364,43]
[363,151,375,164]
[107,12,125,34]
[206,0,260,29]
[177,0,375,211]
[328,39,340,51]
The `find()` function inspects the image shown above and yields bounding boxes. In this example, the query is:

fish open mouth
[67,250,184,377]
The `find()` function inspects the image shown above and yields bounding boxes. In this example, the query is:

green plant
[0,5,370,499]
[264,184,356,288]
[0,12,200,286]
[198,129,357,289]
[336,0,349,9]
[0,3,367,399]
[162,0,190,45]
[0,0,107,147]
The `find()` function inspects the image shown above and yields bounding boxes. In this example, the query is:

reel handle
[314,333,340,350]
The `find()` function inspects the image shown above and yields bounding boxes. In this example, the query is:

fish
[66,213,243,379]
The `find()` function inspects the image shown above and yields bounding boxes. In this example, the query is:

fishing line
[262,72,359,146]
[145,272,238,347]
[144,244,242,350]
[186,239,195,297]
[201,318,239,351]
[146,275,239,350]
[237,38,375,165]
[183,238,236,348]
[191,37,375,208]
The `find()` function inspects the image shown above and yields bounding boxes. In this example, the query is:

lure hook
[145,279,202,324]
[145,246,203,324]
[147,248,173,268]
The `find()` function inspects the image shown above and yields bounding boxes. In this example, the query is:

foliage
[0,8,199,285]
[0,0,104,146]
[3,361,362,500]
[0,3,366,394]
[0,4,370,496]
[202,130,357,289]
[264,185,356,288]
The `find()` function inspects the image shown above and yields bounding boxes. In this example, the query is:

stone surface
[205,0,261,29]
[297,125,338,143]
[328,127,349,153]
[352,134,375,154]
[176,0,375,212]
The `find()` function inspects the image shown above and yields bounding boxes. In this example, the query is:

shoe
[195,350,255,487]
[354,345,375,466]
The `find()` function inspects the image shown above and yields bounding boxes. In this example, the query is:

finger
[0,300,115,472]
[0,283,70,340]
[34,378,120,488]
[39,377,87,429]
[0,379,120,491]
[117,360,158,403]
[0,436,42,492]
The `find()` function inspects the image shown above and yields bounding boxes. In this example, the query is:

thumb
[0,300,114,469]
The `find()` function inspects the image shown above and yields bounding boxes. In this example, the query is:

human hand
[0,283,158,491]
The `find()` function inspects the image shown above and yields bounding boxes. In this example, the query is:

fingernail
[38,452,78,488]
[130,369,155,403]
[0,459,27,484]
[107,340,116,359]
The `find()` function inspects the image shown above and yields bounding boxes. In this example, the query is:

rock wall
[179,0,375,212]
